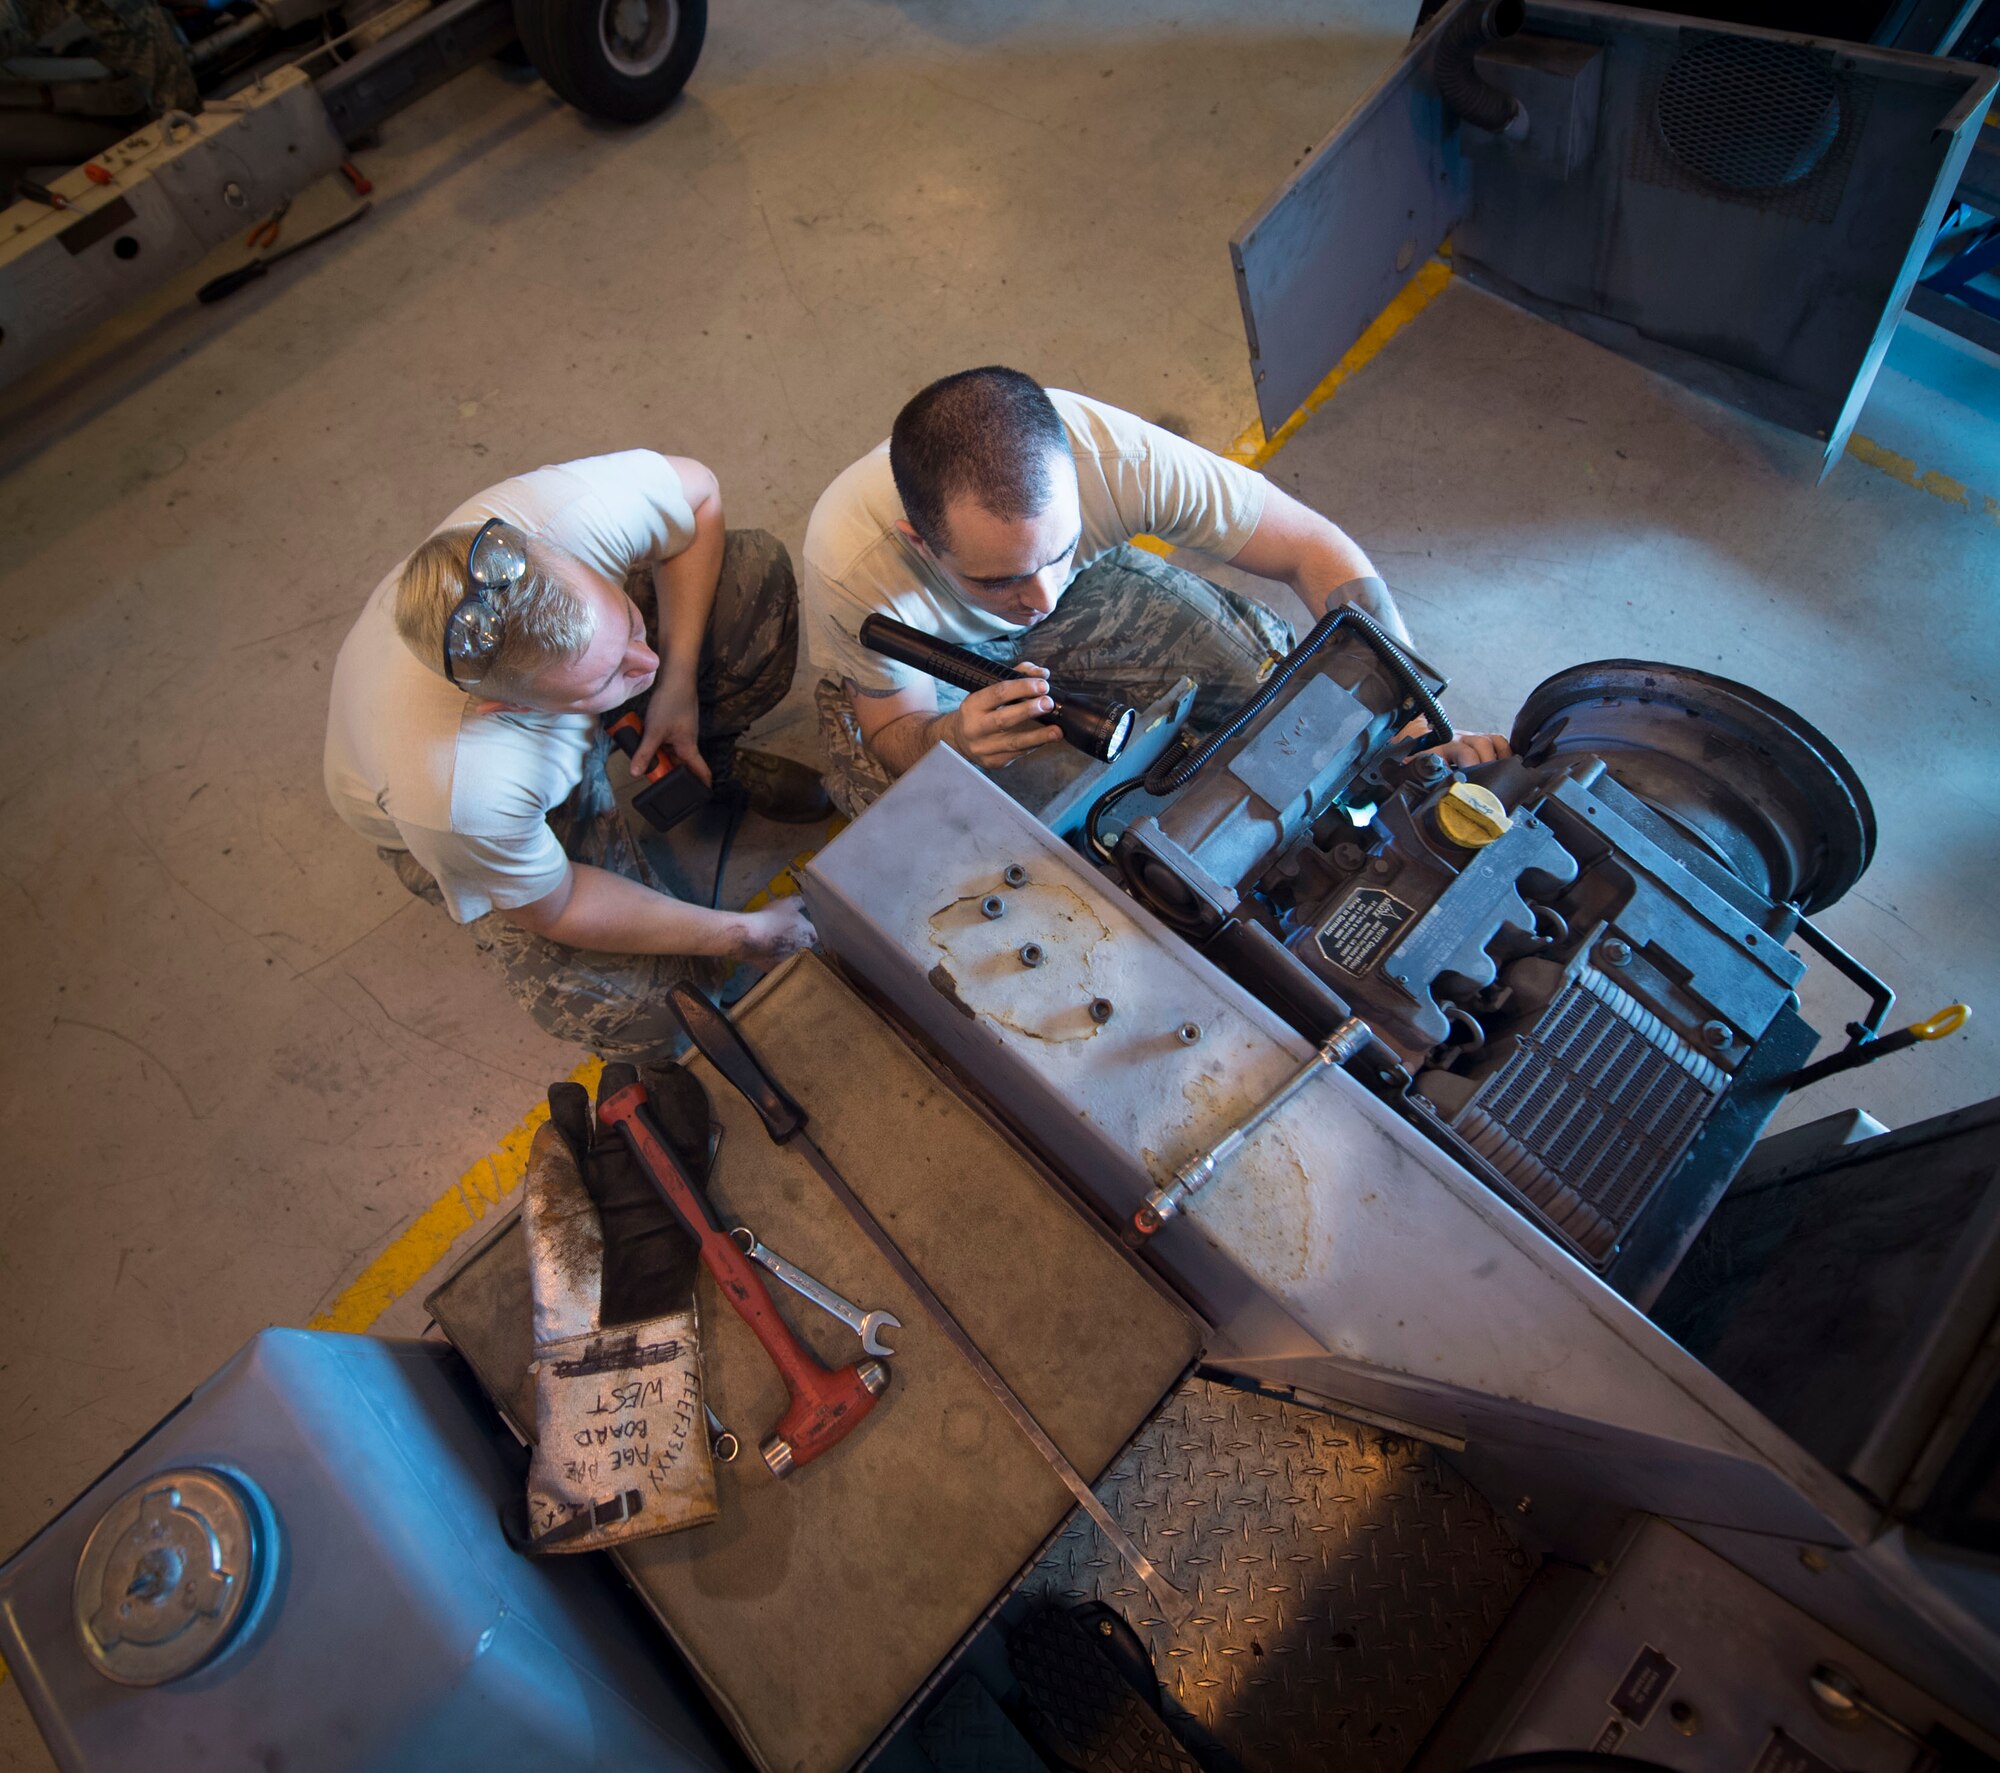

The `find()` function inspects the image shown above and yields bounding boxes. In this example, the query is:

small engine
[1103,608,1876,1291]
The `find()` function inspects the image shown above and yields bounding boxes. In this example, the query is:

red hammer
[596,1074,887,1476]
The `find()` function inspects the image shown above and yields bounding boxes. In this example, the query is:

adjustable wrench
[730,1227,900,1357]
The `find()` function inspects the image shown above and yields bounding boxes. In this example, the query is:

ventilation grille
[1629,33,1867,225]
[1448,969,1726,1265]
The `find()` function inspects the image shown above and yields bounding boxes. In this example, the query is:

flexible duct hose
[1432,0,1528,139]
[1142,602,1453,798]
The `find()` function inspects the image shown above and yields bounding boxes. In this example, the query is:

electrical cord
[709,787,747,910]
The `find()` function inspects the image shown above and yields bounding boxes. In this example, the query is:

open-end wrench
[730,1226,900,1358]
[704,1403,739,1463]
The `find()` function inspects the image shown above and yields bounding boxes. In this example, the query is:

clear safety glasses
[441,518,531,688]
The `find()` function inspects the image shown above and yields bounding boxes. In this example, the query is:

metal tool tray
[427,952,1202,1773]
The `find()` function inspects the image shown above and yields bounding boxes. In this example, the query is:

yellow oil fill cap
[1436,781,1511,848]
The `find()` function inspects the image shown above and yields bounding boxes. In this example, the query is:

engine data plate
[1316,886,1416,974]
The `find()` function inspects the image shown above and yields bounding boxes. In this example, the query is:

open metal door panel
[1456,2,1997,475]
[1230,39,1470,440]
[1233,0,1998,471]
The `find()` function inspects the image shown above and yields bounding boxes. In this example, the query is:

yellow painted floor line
[308,1052,604,1333]
[306,823,847,1336]
[1224,257,1454,470]
[1846,432,2000,528]
[741,817,846,912]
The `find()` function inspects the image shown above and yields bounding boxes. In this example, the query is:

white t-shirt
[802,390,1269,699]
[323,451,697,923]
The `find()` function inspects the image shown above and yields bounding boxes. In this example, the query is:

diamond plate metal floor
[1016,1377,1535,1773]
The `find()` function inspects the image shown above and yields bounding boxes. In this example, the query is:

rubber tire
[512,0,705,123]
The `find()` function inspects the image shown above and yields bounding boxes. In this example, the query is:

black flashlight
[859,615,1135,763]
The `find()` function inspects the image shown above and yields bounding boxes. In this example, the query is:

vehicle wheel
[512,0,704,123]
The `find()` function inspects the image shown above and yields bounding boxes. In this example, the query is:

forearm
[507,863,750,956]
[865,706,954,778]
[651,487,724,680]
[1229,485,1410,644]
[1302,568,1408,644]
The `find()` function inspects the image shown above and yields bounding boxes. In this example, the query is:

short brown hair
[393,525,595,700]
[890,366,1070,552]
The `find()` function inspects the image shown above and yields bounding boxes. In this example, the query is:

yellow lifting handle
[1909,1003,1971,1041]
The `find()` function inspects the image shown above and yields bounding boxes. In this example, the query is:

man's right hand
[732,898,816,966]
[940,666,1063,769]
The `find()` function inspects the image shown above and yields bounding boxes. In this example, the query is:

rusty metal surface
[1019,1378,1534,1773]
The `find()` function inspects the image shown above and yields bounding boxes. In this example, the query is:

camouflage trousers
[816,543,1296,819]
[383,528,799,1061]
[0,0,199,114]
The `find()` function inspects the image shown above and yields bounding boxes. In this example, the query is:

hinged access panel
[1231,0,1998,471]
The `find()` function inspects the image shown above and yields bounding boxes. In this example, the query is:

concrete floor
[2,0,1997,1760]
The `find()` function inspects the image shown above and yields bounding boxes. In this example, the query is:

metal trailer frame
[801,744,2000,1731]
[0,0,511,391]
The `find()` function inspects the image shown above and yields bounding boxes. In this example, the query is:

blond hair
[393,525,596,699]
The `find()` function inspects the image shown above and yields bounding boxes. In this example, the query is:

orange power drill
[602,705,710,832]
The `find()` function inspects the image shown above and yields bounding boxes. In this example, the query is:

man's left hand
[634,663,710,786]
[1432,731,1511,768]
[1398,719,1512,769]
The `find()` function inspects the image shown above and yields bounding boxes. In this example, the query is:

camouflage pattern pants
[816,542,1296,819]
[0,0,198,113]
[384,529,799,1060]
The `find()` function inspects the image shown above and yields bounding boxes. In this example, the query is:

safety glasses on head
[442,518,531,688]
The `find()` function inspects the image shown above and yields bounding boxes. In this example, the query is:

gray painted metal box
[0,1330,732,1772]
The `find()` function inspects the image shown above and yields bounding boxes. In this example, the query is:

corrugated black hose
[1430,0,1527,137]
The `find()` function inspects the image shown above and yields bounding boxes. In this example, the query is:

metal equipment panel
[1655,1099,2000,1511]
[1479,1519,2000,1760]
[316,0,515,144]
[1458,5,1995,471]
[0,1333,733,1771]
[0,69,343,389]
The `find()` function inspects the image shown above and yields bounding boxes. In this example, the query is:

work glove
[521,1062,720,1552]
